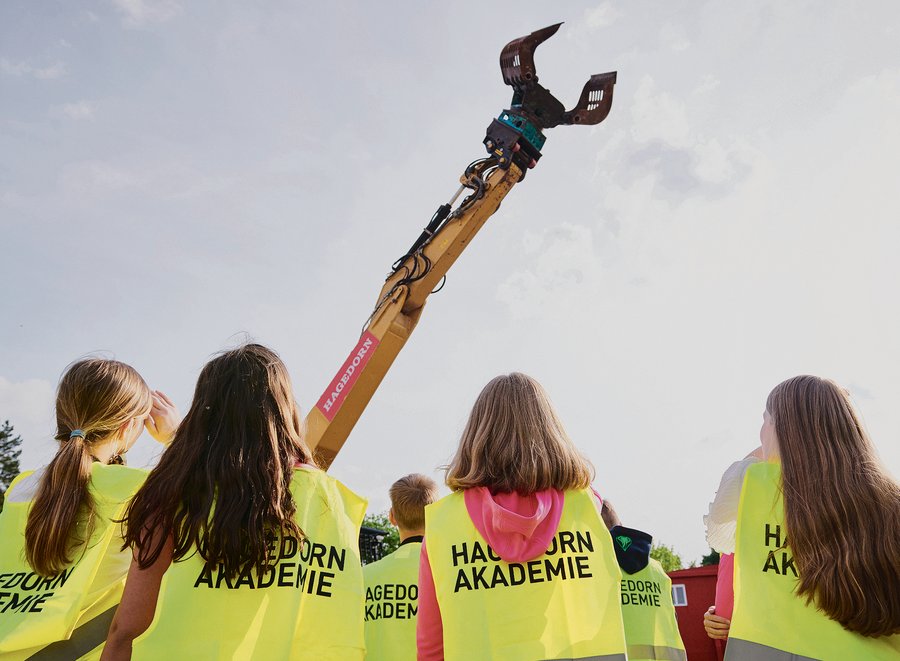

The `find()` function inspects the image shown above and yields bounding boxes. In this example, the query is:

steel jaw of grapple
[484,22,617,173]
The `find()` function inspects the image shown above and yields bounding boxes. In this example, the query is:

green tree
[362,512,400,559]
[0,420,23,512]
[650,542,683,572]
[701,548,721,566]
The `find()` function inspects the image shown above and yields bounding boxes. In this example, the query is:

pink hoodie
[416,487,573,660]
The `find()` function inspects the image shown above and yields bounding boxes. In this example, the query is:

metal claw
[498,22,617,130]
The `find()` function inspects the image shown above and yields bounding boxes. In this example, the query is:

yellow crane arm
[306,161,524,468]
[303,22,617,469]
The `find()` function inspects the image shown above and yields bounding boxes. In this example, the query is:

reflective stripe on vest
[618,559,685,661]
[25,606,117,661]
[726,462,900,661]
[0,464,146,656]
[362,541,421,661]
[425,489,627,661]
[130,468,367,660]
[626,644,687,661]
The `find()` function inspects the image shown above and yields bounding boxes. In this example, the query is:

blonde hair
[767,375,900,637]
[445,373,594,494]
[25,359,151,576]
[389,473,439,530]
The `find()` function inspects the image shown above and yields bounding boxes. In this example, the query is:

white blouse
[704,456,760,554]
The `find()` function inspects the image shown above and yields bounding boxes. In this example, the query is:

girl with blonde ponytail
[0,358,179,661]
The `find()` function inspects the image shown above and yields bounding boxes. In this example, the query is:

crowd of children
[0,344,898,660]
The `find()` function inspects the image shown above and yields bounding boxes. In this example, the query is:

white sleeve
[703,457,760,554]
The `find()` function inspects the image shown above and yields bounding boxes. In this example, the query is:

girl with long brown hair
[722,375,900,659]
[102,343,367,660]
[417,372,627,661]
[0,358,178,660]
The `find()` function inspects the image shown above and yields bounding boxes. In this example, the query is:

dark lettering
[29,594,50,612]
[527,560,543,583]
[471,542,487,564]
[546,537,559,556]
[576,530,594,553]
[194,566,213,588]
[487,545,501,562]
[575,555,592,579]
[328,546,346,571]
[235,564,255,589]
[472,566,489,590]
[365,604,374,620]
[545,556,566,579]
[559,531,576,554]
[781,553,798,578]
[21,573,41,591]
[765,524,782,548]
[409,585,418,601]
[317,571,334,597]
[278,562,295,587]
[490,565,509,588]
[452,543,468,567]
[258,565,276,589]
[280,535,298,560]
[215,564,235,589]
[455,568,473,592]
[310,543,327,568]
[509,563,526,586]
[763,552,780,574]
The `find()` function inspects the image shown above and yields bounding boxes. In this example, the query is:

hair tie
[69,429,86,440]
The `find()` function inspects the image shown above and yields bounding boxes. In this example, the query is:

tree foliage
[362,512,401,559]
[650,542,683,572]
[0,420,23,511]
[701,548,721,566]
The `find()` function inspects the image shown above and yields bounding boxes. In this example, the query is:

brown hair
[600,499,621,530]
[25,359,151,576]
[122,343,314,579]
[389,473,439,531]
[767,375,900,637]
[445,373,593,494]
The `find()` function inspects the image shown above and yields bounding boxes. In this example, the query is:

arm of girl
[144,391,180,445]
[416,542,445,661]
[101,535,173,661]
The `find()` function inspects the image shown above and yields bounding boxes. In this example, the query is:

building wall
[668,565,723,661]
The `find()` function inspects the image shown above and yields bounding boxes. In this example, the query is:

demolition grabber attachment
[305,23,617,468]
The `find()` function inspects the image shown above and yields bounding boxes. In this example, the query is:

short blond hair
[390,474,439,530]
[445,373,594,494]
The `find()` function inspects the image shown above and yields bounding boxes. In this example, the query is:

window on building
[672,583,688,607]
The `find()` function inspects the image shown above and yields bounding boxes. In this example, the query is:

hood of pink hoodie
[463,487,564,563]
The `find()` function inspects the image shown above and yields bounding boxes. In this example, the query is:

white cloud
[630,75,690,148]
[0,59,67,80]
[60,161,142,196]
[584,3,623,30]
[0,377,56,470]
[660,24,691,52]
[58,101,96,120]
[110,0,182,27]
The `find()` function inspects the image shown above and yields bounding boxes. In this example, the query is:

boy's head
[600,498,622,530]
[389,473,440,533]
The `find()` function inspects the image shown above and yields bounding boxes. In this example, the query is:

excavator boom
[305,23,617,468]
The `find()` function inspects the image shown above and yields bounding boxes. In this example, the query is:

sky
[1,0,899,563]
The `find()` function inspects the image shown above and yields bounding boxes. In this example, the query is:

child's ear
[388,508,397,527]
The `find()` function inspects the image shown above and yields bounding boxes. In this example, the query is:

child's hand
[145,390,180,445]
[703,605,731,640]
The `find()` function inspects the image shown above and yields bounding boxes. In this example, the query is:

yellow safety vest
[424,489,627,661]
[362,540,421,661]
[130,467,367,660]
[0,463,147,661]
[727,461,900,660]
[618,558,686,661]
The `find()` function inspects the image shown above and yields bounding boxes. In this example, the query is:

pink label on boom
[315,331,380,421]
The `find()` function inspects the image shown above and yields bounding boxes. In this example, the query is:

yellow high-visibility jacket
[0,463,147,661]
[424,488,627,661]
[727,461,900,660]
[130,467,367,660]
